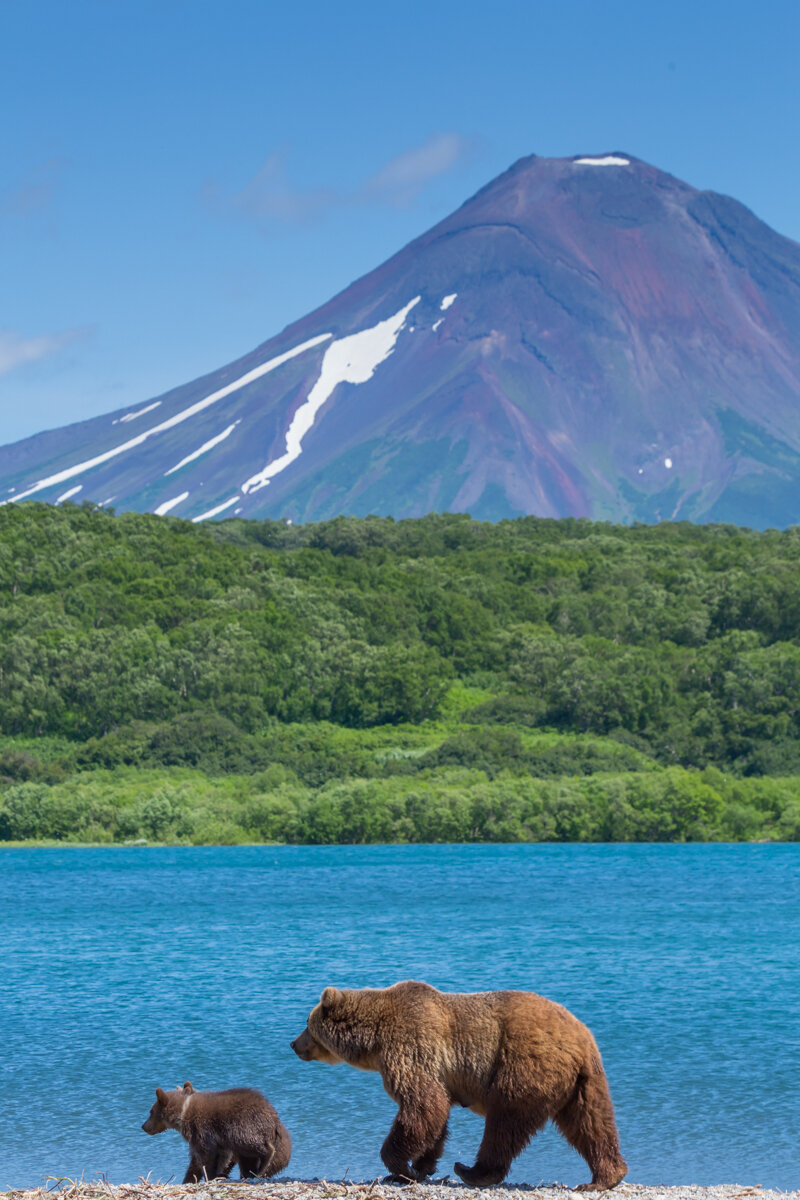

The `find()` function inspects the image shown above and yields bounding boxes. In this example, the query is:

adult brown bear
[291,980,626,1190]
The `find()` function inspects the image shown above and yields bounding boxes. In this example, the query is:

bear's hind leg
[455,1105,545,1187]
[412,1120,449,1178]
[553,1072,627,1192]
[238,1141,278,1180]
[238,1151,266,1179]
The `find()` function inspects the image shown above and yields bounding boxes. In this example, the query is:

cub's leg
[412,1120,449,1178]
[553,1072,627,1191]
[215,1153,235,1179]
[455,1104,546,1187]
[183,1155,205,1184]
[187,1148,233,1181]
[271,1126,292,1175]
[381,1081,450,1183]
[238,1142,275,1179]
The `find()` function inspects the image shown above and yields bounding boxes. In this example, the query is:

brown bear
[291,980,626,1190]
[141,1081,291,1182]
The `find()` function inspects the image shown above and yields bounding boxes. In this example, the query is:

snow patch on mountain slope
[440,294,457,310]
[154,491,190,516]
[55,485,82,504]
[242,296,421,495]
[165,421,240,475]
[115,401,162,424]
[2,333,332,506]
[192,495,239,522]
[574,156,630,166]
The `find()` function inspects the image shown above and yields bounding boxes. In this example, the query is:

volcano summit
[3,152,800,527]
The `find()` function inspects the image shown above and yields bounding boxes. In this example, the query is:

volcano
[3,152,800,527]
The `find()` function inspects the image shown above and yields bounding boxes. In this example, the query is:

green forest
[1,501,800,844]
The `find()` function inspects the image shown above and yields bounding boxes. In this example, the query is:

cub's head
[141,1082,194,1134]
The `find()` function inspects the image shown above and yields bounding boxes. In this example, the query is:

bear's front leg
[381,1081,450,1183]
[184,1145,231,1183]
[183,1154,205,1184]
[411,1120,449,1179]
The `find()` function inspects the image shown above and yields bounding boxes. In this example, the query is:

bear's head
[141,1082,194,1134]
[290,1026,343,1064]
[291,986,382,1069]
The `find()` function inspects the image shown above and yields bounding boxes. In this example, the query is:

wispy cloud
[360,133,471,207]
[0,158,69,218]
[0,328,88,377]
[211,133,471,228]
[219,153,338,225]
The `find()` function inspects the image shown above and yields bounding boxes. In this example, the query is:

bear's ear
[183,1081,194,1094]
[321,986,342,1008]
[155,1088,167,1104]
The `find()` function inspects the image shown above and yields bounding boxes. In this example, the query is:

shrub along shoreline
[2,736,799,845]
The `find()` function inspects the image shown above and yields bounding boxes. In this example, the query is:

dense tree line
[1,501,800,842]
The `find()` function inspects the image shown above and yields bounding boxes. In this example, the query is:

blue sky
[1,0,798,446]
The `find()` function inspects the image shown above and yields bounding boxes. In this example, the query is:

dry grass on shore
[3,1179,796,1200]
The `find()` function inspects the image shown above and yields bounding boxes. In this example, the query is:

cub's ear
[155,1088,167,1103]
[320,986,342,1007]
[183,1081,194,1093]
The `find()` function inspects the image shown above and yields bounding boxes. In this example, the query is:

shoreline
[0,840,795,849]
[4,1181,797,1200]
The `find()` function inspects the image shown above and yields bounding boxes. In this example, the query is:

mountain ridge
[3,151,800,527]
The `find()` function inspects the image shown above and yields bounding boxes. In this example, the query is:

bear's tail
[554,1063,627,1191]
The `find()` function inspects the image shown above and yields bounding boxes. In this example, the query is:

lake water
[1,844,798,1191]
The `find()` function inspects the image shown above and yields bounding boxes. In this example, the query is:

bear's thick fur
[141,1081,291,1182]
[291,980,626,1190]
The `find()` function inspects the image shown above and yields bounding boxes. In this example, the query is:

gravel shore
[4,1180,796,1200]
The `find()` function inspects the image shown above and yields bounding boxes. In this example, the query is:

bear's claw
[575,1172,627,1192]
[454,1162,506,1188]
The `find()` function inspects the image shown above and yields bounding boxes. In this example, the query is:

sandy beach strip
[3,1180,796,1200]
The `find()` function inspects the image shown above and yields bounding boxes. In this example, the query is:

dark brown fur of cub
[292,980,626,1190]
[141,1081,291,1182]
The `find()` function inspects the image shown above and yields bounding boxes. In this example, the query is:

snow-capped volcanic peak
[3,150,800,530]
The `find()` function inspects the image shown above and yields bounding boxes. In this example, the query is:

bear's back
[184,1088,282,1135]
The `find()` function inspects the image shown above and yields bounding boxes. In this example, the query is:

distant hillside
[2,153,800,527]
[2,502,800,767]
[3,505,800,843]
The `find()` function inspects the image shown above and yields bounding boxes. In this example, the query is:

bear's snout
[291,1028,319,1060]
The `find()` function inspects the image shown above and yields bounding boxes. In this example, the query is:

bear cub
[141,1081,291,1182]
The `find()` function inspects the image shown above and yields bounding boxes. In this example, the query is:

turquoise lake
[1,844,798,1190]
